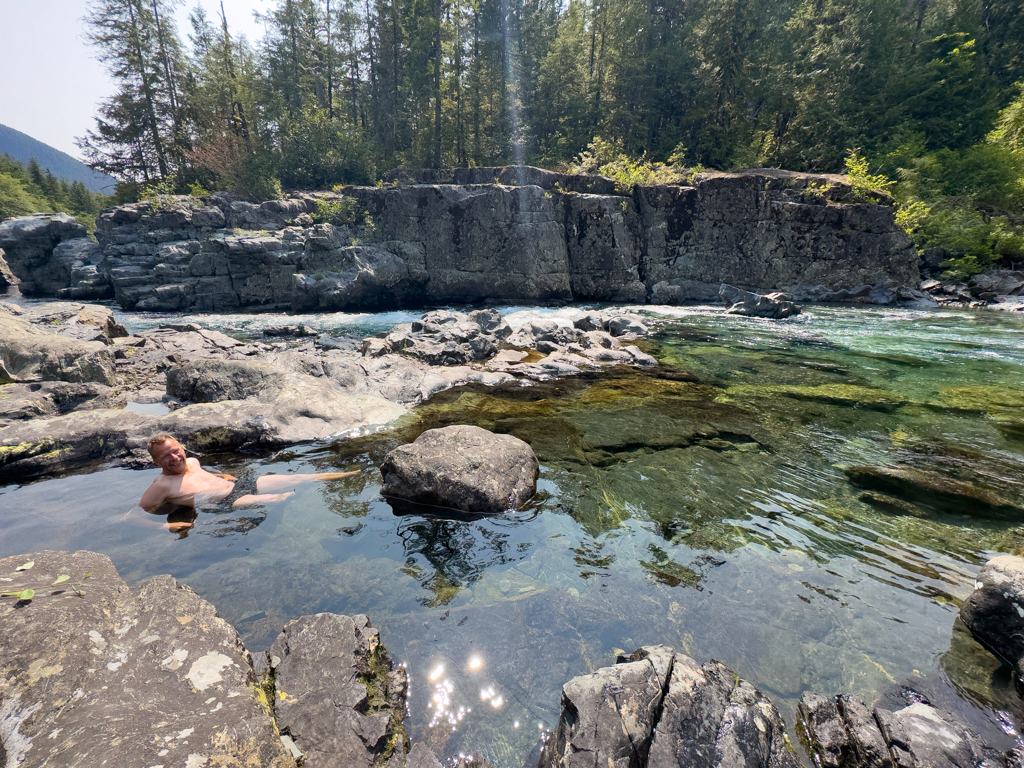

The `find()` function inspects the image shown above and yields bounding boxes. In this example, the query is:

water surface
[4,303,1024,765]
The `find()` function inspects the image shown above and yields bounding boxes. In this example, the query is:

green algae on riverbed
[2,304,1024,766]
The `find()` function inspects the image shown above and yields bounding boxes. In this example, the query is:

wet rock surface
[959,555,1024,673]
[381,424,539,514]
[1,167,918,312]
[799,689,1020,768]
[720,283,803,319]
[542,645,799,768]
[0,549,294,768]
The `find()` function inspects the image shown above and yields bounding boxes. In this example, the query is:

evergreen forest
[0,155,109,230]
[70,0,1024,276]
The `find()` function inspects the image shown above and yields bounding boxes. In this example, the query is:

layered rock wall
[0,167,920,312]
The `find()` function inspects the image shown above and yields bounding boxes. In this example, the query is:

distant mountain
[0,124,116,193]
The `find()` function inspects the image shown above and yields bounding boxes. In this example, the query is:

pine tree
[79,0,188,183]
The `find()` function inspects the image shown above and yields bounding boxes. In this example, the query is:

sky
[0,0,271,160]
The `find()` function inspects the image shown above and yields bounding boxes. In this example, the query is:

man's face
[151,439,188,475]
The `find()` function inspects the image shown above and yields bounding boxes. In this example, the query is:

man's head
[148,434,188,475]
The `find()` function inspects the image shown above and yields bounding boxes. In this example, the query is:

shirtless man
[135,433,357,531]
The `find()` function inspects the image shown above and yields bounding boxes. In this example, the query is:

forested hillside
[78,0,1024,277]
[0,124,116,193]
[0,154,108,229]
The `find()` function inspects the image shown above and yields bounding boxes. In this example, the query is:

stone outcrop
[0,167,920,312]
[259,613,409,768]
[799,690,1021,768]
[0,303,661,479]
[380,424,539,514]
[959,555,1024,676]
[0,312,118,386]
[720,283,802,319]
[542,645,798,768]
[0,550,444,768]
[0,549,294,768]
[0,215,111,300]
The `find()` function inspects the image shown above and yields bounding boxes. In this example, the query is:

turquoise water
[3,304,1024,765]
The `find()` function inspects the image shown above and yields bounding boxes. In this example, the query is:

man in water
[135,433,356,531]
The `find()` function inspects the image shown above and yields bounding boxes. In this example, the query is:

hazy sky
[0,0,271,159]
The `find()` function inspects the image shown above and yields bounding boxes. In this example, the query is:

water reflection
[395,513,535,607]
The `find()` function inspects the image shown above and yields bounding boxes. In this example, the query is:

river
[3,302,1024,765]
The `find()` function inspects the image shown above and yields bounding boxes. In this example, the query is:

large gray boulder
[959,555,1024,673]
[800,690,1010,768]
[261,613,410,768]
[0,213,88,295]
[0,550,293,768]
[380,425,539,514]
[166,358,289,403]
[720,284,802,319]
[0,312,118,385]
[543,646,798,768]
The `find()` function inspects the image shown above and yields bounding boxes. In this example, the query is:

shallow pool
[4,303,1024,766]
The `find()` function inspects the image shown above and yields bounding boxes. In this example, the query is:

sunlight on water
[4,303,1024,765]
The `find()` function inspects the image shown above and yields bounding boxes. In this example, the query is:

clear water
[4,303,1024,766]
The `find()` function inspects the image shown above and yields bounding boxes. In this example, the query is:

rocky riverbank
[4,549,1024,767]
[0,300,658,479]
[0,166,922,312]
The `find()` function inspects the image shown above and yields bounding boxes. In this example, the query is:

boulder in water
[542,645,798,768]
[720,283,802,319]
[380,424,538,514]
[959,555,1024,673]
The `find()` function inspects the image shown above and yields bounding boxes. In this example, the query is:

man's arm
[138,478,169,512]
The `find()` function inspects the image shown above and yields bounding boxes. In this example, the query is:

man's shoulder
[186,457,202,469]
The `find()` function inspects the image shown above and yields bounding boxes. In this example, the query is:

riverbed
[3,302,1024,766]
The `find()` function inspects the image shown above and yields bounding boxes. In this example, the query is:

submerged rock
[720,283,802,319]
[959,555,1024,674]
[844,465,1024,519]
[0,549,294,767]
[380,424,539,514]
[543,645,798,768]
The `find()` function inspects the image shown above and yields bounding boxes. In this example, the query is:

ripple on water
[3,303,1024,765]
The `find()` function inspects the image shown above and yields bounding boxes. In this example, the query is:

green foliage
[0,172,51,219]
[312,196,360,225]
[278,109,377,189]
[73,0,1024,274]
[567,137,690,191]
[843,152,895,201]
[0,154,108,226]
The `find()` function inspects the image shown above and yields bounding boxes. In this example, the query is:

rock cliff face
[0,166,919,312]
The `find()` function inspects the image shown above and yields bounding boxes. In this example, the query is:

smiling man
[136,434,357,529]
